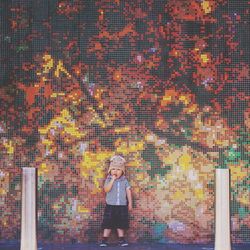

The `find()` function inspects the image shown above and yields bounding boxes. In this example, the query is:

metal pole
[215,169,231,250]
[21,167,37,250]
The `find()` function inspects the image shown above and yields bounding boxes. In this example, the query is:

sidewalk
[0,241,249,250]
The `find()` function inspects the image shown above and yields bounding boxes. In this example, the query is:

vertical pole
[215,169,231,250]
[21,167,37,250]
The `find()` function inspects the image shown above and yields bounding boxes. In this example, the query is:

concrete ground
[1,241,250,250]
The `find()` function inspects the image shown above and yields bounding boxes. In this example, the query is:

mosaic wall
[0,0,249,244]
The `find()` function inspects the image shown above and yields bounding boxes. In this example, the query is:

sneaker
[119,240,128,247]
[99,241,108,247]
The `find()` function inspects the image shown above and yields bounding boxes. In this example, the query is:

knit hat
[108,155,126,174]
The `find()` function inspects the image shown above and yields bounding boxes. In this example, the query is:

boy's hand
[128,203,132,211]
[111,174,117,180]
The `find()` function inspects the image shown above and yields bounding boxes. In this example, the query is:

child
[100,155,132,247]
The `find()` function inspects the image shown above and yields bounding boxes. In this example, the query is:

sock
[119,237,125,242]
[102,237,108,243]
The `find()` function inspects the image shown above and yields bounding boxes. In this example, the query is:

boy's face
[110,168,123,179]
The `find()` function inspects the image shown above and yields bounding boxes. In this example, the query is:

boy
[100,155,132,247]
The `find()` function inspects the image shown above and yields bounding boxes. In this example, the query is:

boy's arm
[104,176,116,193]
[126,187,132,211]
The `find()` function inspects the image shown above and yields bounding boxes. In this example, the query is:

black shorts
[101,204,129,229]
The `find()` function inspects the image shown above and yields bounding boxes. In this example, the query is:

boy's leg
[100,229,111,247]
[103,229,111,237]
[117,229,128,247]
[116,228,124,237]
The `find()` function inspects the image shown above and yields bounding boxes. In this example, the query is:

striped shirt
[105,175,131,206]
